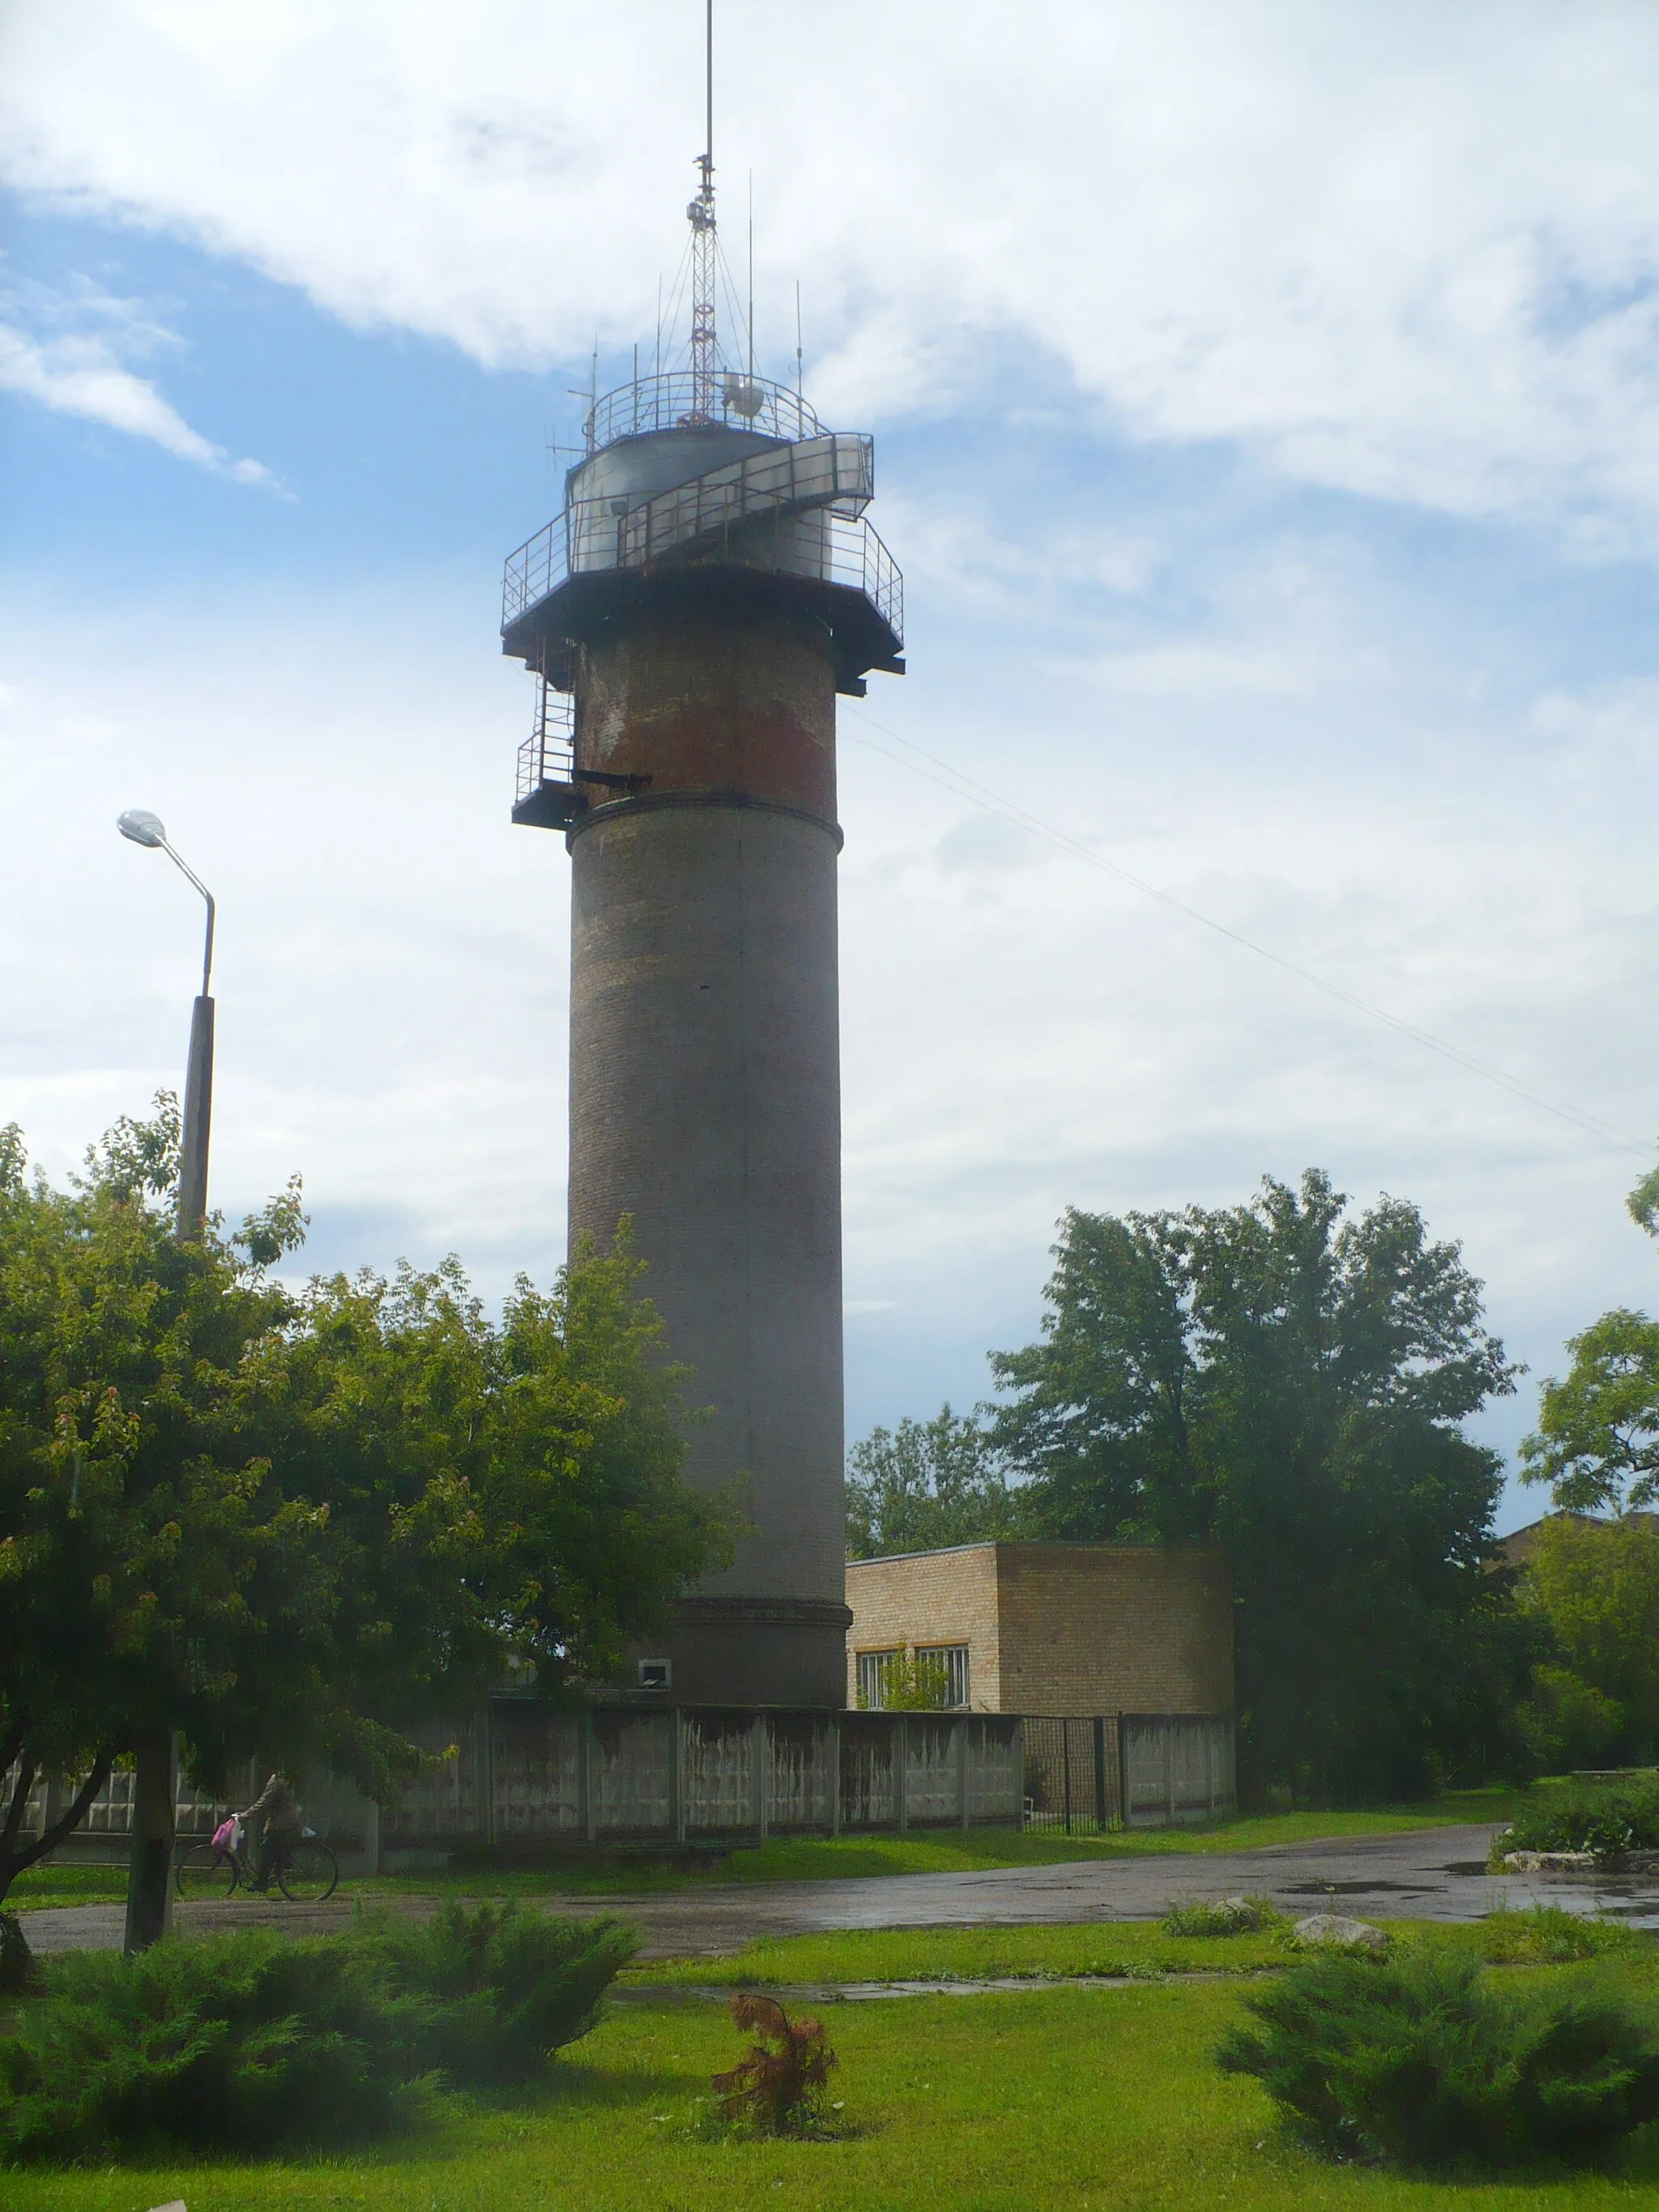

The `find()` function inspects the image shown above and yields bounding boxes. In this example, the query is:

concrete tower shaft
[569,599,847,1705]
[501,375,902,1709]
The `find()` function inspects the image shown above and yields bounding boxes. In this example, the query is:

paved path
[23,1824,1659,1960]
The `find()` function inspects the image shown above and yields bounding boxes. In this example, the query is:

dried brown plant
[710,1992,838,2135]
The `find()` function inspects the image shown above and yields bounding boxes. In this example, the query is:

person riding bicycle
[239,1771,303,1892]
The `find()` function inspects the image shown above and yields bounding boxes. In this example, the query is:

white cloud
[4,2,1659,537]
[0,307,277,484]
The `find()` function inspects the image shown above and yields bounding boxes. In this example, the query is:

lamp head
[117,809,167,849]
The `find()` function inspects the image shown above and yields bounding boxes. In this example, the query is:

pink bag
[212,1816,240,1851]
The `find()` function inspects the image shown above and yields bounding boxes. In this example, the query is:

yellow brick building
[845,1541,1233,1715]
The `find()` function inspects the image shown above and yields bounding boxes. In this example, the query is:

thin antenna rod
[747,169,754,383]
[687,0,719,419]
[795,279,803,398]
[655,273,663,380]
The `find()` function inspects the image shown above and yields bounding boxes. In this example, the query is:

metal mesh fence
[1021,1715,1237,1833]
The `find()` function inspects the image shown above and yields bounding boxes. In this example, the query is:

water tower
[499,104,904,1706]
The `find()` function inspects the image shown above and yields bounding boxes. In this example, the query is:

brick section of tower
[566,598,851,1705]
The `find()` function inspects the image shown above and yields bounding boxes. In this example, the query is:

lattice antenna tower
[686,0,719,422]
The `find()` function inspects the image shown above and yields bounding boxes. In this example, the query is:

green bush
[1516,1666,1627,1778]
[0,1903,633,2164]
[1498,1775,1659,1861]
[1477,1906,1652,1967]
[357,1899,636,2086]
[1161,1895,1286,1938]
[0,1930,408,2165]
[1218,1946,1659,2170]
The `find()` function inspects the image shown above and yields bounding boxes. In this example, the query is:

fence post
[896,1716,909,1835]
[828,1716,842,1836]
[1117,1714,1130,1831]
[481,1703,496,1853]
[670,1711,685,1845]
[579,1711,595,1845]
[1093,1715,1108,1831]
[958,1716,970,1831]
[1061,1718,1073,1835]
[761,1707,774,1849]
[1166,1720,1177,1826]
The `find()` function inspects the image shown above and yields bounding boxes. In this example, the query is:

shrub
[1497,1775,1659,1862]
[710,1993,837,2136]
[356,1899,635,2086]
[1162,1895,1286,1938]
[0,1930,408,2165]
[0,1904,633,2164]
[1478,1906,1650,1967]
[1218,1946,1659,2169]
[1516,1666,1627,1778]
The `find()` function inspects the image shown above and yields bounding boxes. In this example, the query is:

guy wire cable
[842,705,1657,1161]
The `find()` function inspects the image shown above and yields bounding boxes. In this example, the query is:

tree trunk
[0,1750,115,1912]
[123,1730,177,1953]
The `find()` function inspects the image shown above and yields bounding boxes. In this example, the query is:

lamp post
[117,809,215,1241]
[115,807,217,1950]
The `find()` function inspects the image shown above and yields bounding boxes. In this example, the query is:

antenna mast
[687,0,718,422]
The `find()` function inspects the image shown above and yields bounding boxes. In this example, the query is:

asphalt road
[23,1822,1659,1960]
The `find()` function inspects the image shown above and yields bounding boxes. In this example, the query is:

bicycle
[174,1822,339,1904]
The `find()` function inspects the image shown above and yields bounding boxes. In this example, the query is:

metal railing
[515,680,574,808]
[583,369,822,453]
[504,492,902,646]
[588,431,873,567]
[505,509,569,626]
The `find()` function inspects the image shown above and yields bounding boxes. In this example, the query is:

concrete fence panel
[6,1707,1230,1862]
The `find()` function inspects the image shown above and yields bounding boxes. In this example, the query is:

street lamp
[115,808,219,1953]
[117,810,215,1242]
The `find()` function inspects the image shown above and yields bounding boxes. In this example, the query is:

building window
[856,1645,970,1710]
[856,1650,892,1709]
[919,1645,970,1709]
[637,1659,671,1692]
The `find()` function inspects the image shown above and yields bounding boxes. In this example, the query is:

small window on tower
[638,1659,671,1692]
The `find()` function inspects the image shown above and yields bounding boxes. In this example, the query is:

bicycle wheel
[175,1842,239,1899]
[277,1840,339,1903]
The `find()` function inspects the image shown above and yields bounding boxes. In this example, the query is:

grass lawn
[2,1788,1519,1913]
[7,1969,1658,2210]
[2,1865,130,1913]
[628,1917,1297,1984]
[629,1908,1659,1990]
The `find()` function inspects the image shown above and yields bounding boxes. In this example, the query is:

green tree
[988,1171,1525,1803]
[0,1106,729,1909]
[0,1106,337,1907]
[1520,1311,1659,1514]
[239,1230,732,1720]
[1628,1157,1659,1242]
[1510,1153,1659,1769]
[1514,1514,1659,1767]
[854,1642,953,1711]
[846,1404,1017,1558]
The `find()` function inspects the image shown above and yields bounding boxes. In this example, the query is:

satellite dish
[723,377,766,420]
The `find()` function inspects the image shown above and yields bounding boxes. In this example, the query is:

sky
[3,0,1659,1532]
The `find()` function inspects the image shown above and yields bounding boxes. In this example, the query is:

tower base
[631,1596,853,1708]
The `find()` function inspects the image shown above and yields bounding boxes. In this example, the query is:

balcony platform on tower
[500,370,904,703]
